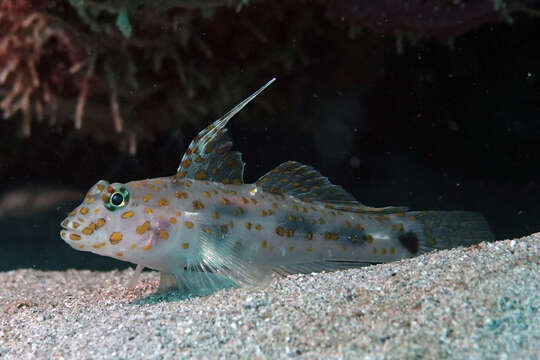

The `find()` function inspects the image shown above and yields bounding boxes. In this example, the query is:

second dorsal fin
[255,161,408,214]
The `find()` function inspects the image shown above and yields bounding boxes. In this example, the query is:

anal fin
[274,260,377,276]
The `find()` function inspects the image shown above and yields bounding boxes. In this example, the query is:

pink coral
[0,0,84,135]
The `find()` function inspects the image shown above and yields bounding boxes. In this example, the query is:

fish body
[61,79,494,293]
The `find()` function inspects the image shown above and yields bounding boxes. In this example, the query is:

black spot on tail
[399,231,419,254]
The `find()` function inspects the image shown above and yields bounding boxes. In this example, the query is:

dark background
[1,1,539,271]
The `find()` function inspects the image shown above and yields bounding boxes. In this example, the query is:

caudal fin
[404,211,494,254]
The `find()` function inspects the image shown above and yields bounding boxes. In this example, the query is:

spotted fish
[60,78,494,294]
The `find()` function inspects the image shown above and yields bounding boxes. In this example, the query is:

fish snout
[60,216,83,243]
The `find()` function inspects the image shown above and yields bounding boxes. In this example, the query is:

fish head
[60,179,154,263]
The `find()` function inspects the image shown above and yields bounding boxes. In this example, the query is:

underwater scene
[0,1,538,359]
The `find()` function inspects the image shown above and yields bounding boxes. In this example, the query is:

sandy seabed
[1,234,538,359]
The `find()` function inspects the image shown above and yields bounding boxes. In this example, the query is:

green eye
[105,187,129,211]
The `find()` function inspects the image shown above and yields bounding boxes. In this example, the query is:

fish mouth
[60,222,83,243]
[60,217,82,235]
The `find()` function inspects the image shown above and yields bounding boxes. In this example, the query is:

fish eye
[110,192,124,206]
[105,187,129,211]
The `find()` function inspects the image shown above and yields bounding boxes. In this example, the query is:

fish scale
[60,78,494,295]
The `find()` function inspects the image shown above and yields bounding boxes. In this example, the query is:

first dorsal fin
[255,161,408,214]
[175,78,276,184]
